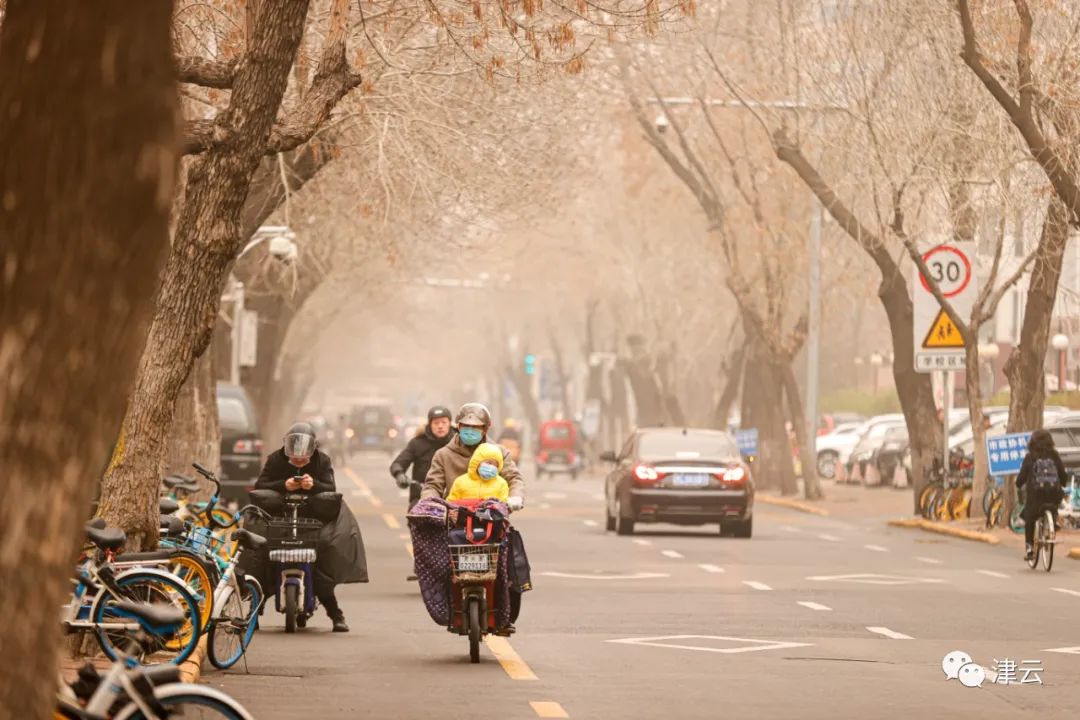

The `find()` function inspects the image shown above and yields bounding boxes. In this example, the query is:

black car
[601,427,754,537]
[216,382,263,504]
[348,403,398,453]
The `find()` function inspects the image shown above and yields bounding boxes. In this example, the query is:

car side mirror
[599,450,618,463]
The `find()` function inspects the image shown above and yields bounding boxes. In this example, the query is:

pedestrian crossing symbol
[922,308,964,349]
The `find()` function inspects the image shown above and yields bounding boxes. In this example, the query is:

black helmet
[428,405,452,422]
[283,421,316,459]
[455,403,492,429]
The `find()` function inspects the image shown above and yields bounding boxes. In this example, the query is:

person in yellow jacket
[446,442,510,503]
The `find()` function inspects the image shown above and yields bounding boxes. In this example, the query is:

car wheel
[817,451,839,480]
[614,495,635,536]
[604,497,616,531]
[730,518,752,538]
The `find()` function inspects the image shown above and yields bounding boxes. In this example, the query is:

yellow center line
[368,495,384,508]
[404,541,413,558]
[381,513,401,529]
[530,702,568,718]
[484,636,538,680]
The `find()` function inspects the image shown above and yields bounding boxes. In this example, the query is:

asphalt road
[210,453,1080,719]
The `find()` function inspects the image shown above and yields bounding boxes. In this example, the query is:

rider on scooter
[254,422,351,632]
[422,403,525,511]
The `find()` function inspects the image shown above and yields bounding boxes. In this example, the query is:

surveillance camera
[655,113,670,134]
[268,234,297,262]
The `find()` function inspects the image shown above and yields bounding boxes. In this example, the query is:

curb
[1070,547,1080,560]
[757,494,829,516]
[887,518,1000,544]
[179,636,207,684]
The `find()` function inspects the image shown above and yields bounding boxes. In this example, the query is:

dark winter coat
[422,434,525,501]
[390,426,454,484]
[246,448,369,584]
[255,448,336,495]
[1017,447,1067,516]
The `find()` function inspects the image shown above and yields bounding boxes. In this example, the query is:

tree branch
[176,55,237,89]
[954,0,1080,223]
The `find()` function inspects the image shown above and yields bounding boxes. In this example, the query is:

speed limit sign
[912,242,976,373]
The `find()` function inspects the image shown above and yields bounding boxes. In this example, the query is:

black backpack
[1032,458,1061,494]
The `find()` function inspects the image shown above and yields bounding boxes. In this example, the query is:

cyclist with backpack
[1016,429,1068,562]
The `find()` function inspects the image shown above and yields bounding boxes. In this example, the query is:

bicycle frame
[62,562,181,636]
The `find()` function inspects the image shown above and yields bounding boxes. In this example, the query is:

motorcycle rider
[423,403,524,510]
[390,405,454,581]
[390,406,455,509]
[254,422,350,632]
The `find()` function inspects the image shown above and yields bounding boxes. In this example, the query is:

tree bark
[163,351,220,480]
[1004,200,1069,518]
[0,1,177,715]
[741,328,796,494]
[781,363,823,500]
[99,0,314,548]
[714,343,746,429]
[1006,201,1068,432]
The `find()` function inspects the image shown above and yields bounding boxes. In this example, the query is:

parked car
[815,422,863,479]
[348,403,398,453]
[843,415,906,482]
[600,427,754,537]
[216,382,263,504]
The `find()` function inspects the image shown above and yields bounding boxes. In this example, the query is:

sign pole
[942,370,952,474]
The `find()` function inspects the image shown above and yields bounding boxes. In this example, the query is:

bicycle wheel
[982,485,997,516]
[93,571,201,665]
[112,683,254,720]
[208,578,262,669]
[1041,510,1055,572]
[1027,516,1041,569]
[988,495,1005,528]
[168,553,215,631]
[919,484,938,517]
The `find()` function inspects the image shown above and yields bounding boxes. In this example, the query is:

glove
[507,496,524,511]
[394,473,410,489]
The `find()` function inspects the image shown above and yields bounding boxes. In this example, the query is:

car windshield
[218,397,252,431]
[638,431,739,460]
[883,427,908,443]
[545,425,572,439]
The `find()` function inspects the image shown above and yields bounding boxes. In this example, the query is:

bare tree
[0,0,178,714]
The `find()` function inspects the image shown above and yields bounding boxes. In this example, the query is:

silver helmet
[455,402,492,429]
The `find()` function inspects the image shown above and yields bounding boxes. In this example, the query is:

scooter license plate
[458,554,489,572]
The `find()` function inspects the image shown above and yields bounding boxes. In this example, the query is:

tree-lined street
[214,454,1080,719]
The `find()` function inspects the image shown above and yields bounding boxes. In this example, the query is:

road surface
[210,453,1080,719]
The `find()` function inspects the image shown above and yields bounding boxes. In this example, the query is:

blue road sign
[986,432,1031,477]
[735,428,759,457]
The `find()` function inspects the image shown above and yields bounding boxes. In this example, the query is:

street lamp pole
[1052,333,1070,393]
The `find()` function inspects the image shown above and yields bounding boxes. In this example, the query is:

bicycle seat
[233,528,267,550]
[86,525,126,551]
[159,497,180,515]
[86,517,107,530]
[162,474,195,489]
[109,601,186,633]
[159,514,185,536]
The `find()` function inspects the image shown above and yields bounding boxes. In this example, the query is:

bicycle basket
[266,516,322,550]
[449,544,500,583]
[184,524,227,557]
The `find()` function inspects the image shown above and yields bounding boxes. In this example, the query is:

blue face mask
[477,463,499,480]
[459,427,483,446]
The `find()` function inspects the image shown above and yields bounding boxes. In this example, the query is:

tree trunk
[549,329,572,416]
[622,354,666,426]
[879,273,942,514]
[1005,200,1069,519]
[163,351,221,481]
[714,343,746,429]
[1006,201,1068,432]
[964,339,988,520]
[0,1,177,715]
[98,1,312,549]
[742,331,795,494]
[781,363,822,500]
[507,365,543,434]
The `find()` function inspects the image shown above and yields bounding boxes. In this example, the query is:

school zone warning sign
[922,308,964,349]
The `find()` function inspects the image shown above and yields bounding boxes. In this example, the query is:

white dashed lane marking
[797,601,831,611]
[819,534,841,542]
[1051,587,1080,597]
[698,564,725,573]
[743,581,772,591]
[864,544,888,552]
[977,570,1009,579]
[916,557,944,565]
[867,626,913,640]
[583,520,599,528]
[632,539,653,547]
[661,550,684,559]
